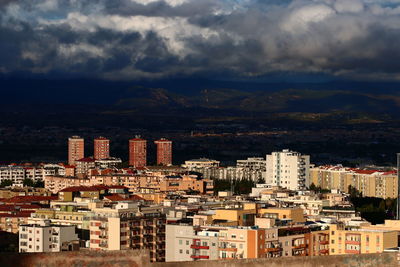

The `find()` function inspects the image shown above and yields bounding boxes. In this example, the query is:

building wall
[155,139,172,166]
[129,139,147,167]
[68,136,84,166]
[94,137,110,160]
[266,150,310,191]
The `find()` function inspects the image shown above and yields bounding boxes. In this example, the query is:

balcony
[319,240,329,245]
[319,249,329,254]
[293,244,307,249]
[219,247,237,252]
[345,249,360,254]
[266,247,282,252]
[191,244,209,250]
[345,240,360,245]
[191,255,209,259]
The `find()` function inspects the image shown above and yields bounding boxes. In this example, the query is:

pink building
[94,137,110,160]
[154,138,172,166]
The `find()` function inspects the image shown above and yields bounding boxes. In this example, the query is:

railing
[293,244,307,249]
[319,240,329,245]
[319,249,329,254]
[345,249,360,254]
[345,240,360,245]
[191,245,209,250]
[266,247,282,252]
[191,255,209,259]
[219,247,237,252]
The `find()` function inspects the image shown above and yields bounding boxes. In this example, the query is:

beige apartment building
[19,219,79,253]
[166,225,266,262]
[328,224,397,255]
[310,166,397,198]
[89,202,166,262]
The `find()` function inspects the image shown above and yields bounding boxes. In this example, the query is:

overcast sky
[1,0,400,80]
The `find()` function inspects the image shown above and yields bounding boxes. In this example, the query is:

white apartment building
[19,220,78,252]
[0,166,25,186]
[182,158,220,170]
[166,224,219,262]
[0,165,65,186]
[266,149,310,191]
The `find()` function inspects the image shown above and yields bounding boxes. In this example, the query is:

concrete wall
[0,250,398,267]
[156,253,399,267]
[0,250,148,267]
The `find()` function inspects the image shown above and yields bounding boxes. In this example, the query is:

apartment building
[19,220,79,252]
[68,136,84,166]
[30,208,92,230]
[183,158,220,170]
[277,195,330,216]
[166,225,265,262]
[94,137,110,160]
[0,187,51,199]
[89,202,166,262]
[45,173,213,195]
[258,207,306,223]
[166,225,219,262]
[129,138,147,167]
[0,166,25,186]
[328,224,397,255]
[0,165,66,187]
[0,213,31,233]
[75,157,96,176]
[155,138,172,166]
[310,166,398,198]
[266,150,310,190]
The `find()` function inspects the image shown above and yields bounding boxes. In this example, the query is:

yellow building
[135,192,166,204]
[329,224,397,255]
[258,207,305,223]
[212,208,257,226]
[30,208,91,229]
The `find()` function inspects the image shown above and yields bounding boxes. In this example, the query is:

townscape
[1,136,399,263]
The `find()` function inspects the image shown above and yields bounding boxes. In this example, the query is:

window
[331,249,335,253]
[212,243,216,247]
[179,240,182,245]
[186,240,189,245]
[331,231,335,235]
[231,234,236,239]
[239,244,243,249]
[202,241,208,246]
[179,249,183,254]
[331,240,335,244]
[186,250,189,254]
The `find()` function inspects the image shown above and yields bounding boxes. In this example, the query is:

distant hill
[1,78,400,126]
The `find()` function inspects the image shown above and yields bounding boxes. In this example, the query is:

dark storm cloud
[1,0,400,80]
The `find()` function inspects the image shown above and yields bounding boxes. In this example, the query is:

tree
[348,185,362,198]
[34,180,45,188]
[0,179,13,188]
[256,177,266,184]
[309,183,317,192]
[23,178,34,187]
